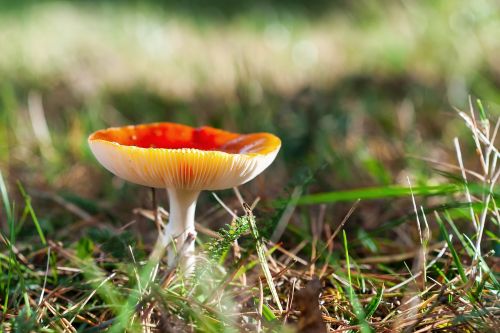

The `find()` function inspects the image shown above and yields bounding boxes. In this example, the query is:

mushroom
[88,122,280,272]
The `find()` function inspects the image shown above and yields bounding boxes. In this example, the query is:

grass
[1,101,498,332]
[0,1,499,332]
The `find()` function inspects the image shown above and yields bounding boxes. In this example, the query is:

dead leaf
[295,277,327,333]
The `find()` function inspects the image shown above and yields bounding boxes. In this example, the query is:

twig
[37,247,51,306]
[271,186,302,243]
[311,199,360,265]
[454,138,479,231]
[257,278,263,333]
[67,272,117,325]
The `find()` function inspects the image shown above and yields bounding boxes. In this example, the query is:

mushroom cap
[88,122,281,190]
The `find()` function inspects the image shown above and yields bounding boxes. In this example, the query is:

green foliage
[87,228,136,260]
[76,237,95,259]
[343,230,371,332]
[261,303,278,322]
[206,217,250,262]
[10,308,40,332]
[364,286,384,320]
[298,184,462,205]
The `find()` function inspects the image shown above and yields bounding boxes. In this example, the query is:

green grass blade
[436,214,467,283]
[0,170,14,313]
[17,182,47,245]
[297,184,460,205]
[343,230,372,333]
[364,286,384,320]
[261,303,277,322]
[476,99,487,122]
[0,170,12,223]
[343,230,353,296]
[443,211,474,257]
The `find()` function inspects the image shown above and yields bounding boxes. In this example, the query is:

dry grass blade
[67,272,117,325]
[271,186,302,243]
[37,247,51,306]
[244,203,283,313]
[311,199,360,265]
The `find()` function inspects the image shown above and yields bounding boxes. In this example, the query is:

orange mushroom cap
[88,122,281,190]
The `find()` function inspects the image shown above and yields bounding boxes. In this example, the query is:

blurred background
[0,0,499,241]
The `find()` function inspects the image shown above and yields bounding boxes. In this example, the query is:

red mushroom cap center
[89,122,279,155]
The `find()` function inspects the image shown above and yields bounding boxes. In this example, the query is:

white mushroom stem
[162,188,200,272]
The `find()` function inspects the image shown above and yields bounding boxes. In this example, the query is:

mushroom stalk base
[160,188,200,273]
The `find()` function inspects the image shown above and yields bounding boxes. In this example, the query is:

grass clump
[0,101,498,332]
